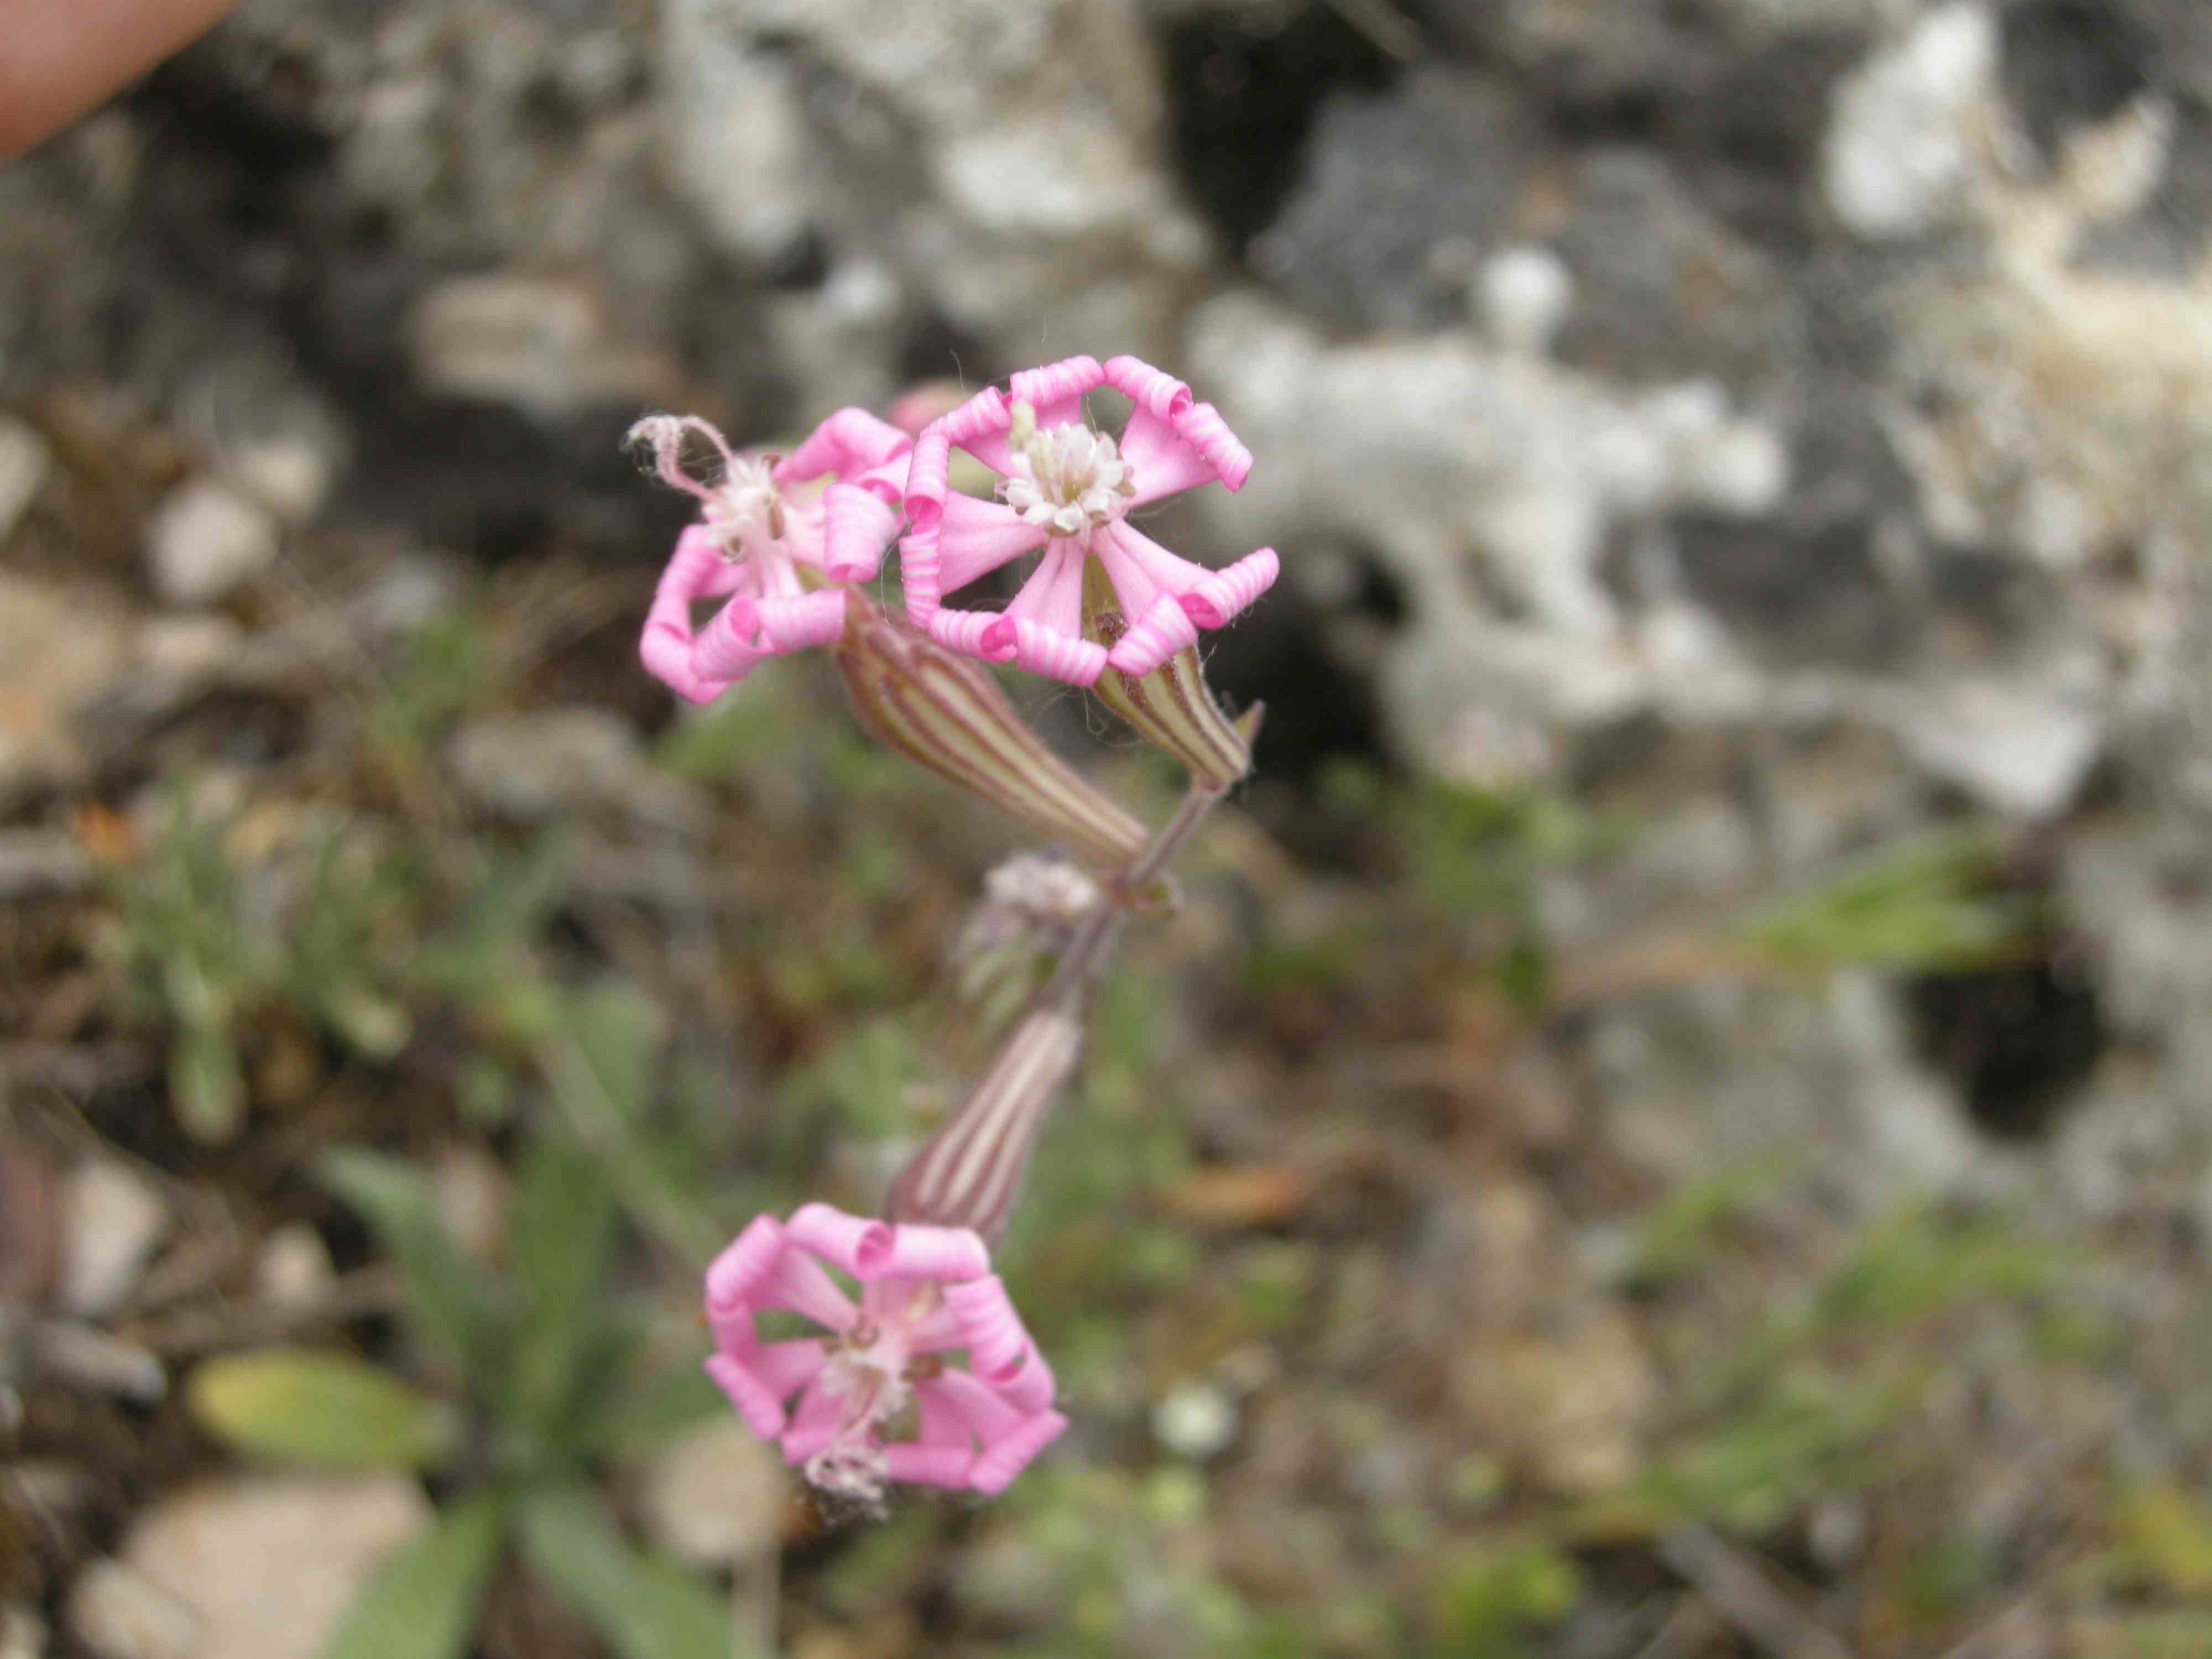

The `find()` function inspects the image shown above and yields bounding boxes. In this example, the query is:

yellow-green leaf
[189,1348,456,1470]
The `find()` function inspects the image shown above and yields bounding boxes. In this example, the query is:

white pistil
[998,401,1136,539]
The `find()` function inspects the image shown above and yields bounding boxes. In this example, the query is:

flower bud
[833,591,1149,871]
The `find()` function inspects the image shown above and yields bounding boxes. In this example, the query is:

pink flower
[635,410,911,703]
[704,1203,1067,1503]
[899,355,1279,686]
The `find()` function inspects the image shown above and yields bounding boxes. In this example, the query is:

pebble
[446,708,639,822]
[429,1143,508,1267]
[66,1476,431,1659]
[0,830,92,900]
[253,1224,337,1313]
[1822,2,1996,240]
[0,1604,45,1659]
[145,479,280,608]
[1151,1381,1238,1461]
[1477,246,1574,356]
[0,415,53,545]
[639,1416,786,1569]
[225,435,337,529]
[59,1162,168,1319]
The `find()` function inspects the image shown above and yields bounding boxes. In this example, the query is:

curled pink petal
[1171,400,1252,491]
[1092,519,1207,619]
[786,1203,893,1279]
[751,1338,830,1400]
[778,1379,843,1466]
[706,1214,792,1316]
[691,596,769,682]
[778,408,910,486]
[1103,355,1194,423]
[992,617,1107,686]
[752,589,848,653]
[935,493,1051,594]
[947,1275,1057,1412]
[640,524,752,702]
[701,1206,1062,1500]
[641,625,740,705]
[969,1410,1068,1495]
[855,1221,990,1283]
[920,1368,1027,1443]
[1107,591,1203,678]
[1118,406,1222,508]
[884,1442,975,1489]
[821,483,900,581]
[929,607,1016,664]
[900,529,944,622]
[1180,546,1279,629]
[935,385,1012,451]
[886,382,968,438]
[706,1353,792,1440]
[903,429,953,536]
[1008,355,1105,430]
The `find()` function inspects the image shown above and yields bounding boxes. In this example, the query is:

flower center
[998,403,1136,539]
[803,1286,941,1503]
[704,454,786,556]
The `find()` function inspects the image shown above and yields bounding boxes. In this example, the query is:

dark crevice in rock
[1159,3,1401,257]
[2000,0,2154,159]
[1905,947,2107,1142]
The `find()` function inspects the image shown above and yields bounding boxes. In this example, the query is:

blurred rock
[405,272,680,422]
[145,480,280,608]
[227,434,340,529]
[1456,1307,1658,1498]
[67,1476,430,1659]
[1251,68,1535,330]
[0,576,134,799]
[58,1162,168,1319]
[1822,3,2000,241]
[639,1416,786,1569]
[1187,293,1791,769]
[429,1142,508,1268]
[0,415,52,545]
[449,706,711,834]
[1151,1381,1238,1460]
[253,1224,337,1314]
[1475,246,1574,357]
[0,830,92,900]
[1891,674,2103,820]
[64,1567,196,1659]
[0,1603,45,1659]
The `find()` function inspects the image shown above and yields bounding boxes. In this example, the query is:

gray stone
[1253,69,1534,331]
[67,1477,431,1659]
[0,415,52,545]
[145,481,280,608]
[640,1416,786,1569]
[58,1162,168,1319]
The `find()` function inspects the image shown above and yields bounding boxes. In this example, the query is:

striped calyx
[832,593,1148,872]
[1079,558,1255,790]
[884,1007,1086,1245]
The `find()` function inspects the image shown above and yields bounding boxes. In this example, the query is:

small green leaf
[319,1148,502,1376]
[188,1349,456,1470]
[320,1491,508,1659]
[588,1361,726,1462]
[508,1134,621,1434]
[172,1020,247,1144]
[518,1484,740,1659]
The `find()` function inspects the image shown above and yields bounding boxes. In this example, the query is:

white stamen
[704,453,785,559]
[998,402,1136,538]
